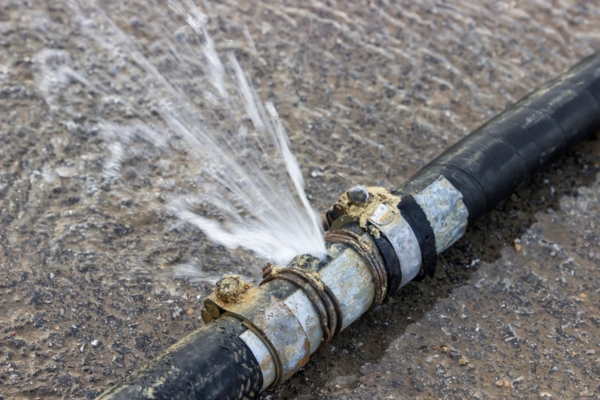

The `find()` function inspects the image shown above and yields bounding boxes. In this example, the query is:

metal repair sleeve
[395,51,600,224]
[96,316,263,400]
[95,52,600,400]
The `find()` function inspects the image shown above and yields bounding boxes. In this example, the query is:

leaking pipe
[96,51,600,400]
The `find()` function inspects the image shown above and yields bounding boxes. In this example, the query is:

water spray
[96,51,600,400]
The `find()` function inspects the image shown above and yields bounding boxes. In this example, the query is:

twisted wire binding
[261,263,343,348]
[325,229,388,308]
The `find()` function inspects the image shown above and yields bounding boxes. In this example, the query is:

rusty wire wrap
[325,229,388,307]
[261,263,343,347]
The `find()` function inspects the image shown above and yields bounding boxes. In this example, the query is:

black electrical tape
[397,195,437,279]
[395,51,600,223]
[96,316,263,400]
[369,226,402,299]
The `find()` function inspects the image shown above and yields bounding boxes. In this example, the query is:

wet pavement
[1,0,600,399]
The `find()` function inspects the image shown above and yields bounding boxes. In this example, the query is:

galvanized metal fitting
[368,176,469,286]
[261,261,343,349]
[232,237,386,392]
[202,278,310,388]
[368,202,423,286]
[325,229,388,307]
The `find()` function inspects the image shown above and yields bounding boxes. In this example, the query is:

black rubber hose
[98,53,600,400]
[96,316,263,400]
[395,51,600,223]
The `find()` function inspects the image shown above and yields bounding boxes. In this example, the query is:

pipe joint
[202,276,311,387]
[261,262,343,349]
[325,179,468,290]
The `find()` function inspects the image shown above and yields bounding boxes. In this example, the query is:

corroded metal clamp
[326,178,468,288]
[201,275,310,387]
[326,185,401,233]
[261,264,343,348]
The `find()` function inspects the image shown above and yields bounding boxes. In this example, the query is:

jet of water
[33,0,327,280]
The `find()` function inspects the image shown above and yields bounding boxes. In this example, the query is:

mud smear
[1,1,600,399]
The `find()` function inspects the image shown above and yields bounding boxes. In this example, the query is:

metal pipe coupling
[201,275,310,387]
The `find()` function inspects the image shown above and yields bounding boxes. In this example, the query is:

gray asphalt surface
[1,0,600,399]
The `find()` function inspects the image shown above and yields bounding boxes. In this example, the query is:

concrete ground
[1,0,600,399]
